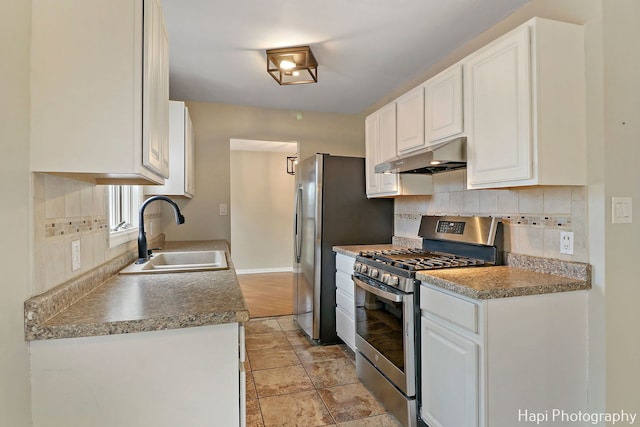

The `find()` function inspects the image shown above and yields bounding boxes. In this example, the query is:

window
[108,185,142,247]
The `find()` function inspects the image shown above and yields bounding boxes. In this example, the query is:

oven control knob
[354,262,361,273]
[370,269,379,278]
[389,276,399,286]
[360,264,368,274]
[381,273,390,284]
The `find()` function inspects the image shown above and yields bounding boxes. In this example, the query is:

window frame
[108,185,143,248]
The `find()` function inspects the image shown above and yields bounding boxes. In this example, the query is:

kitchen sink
[119,250,228,274]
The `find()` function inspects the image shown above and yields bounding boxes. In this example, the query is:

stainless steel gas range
[353,215,503,427]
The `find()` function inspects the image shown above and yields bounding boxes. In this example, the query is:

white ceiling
[161,0,530,114]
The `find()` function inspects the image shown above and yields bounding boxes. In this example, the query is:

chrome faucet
[136,195,185,264]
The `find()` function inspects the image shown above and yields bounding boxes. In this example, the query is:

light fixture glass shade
[266,46,318,85]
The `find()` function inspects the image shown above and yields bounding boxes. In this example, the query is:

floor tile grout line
[245,316,397,426]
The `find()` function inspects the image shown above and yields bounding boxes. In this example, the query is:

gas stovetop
[358,249,486,272]
[353,215,503,293]
[354,248,487,293]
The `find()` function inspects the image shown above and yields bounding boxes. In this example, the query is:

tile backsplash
[32,173,161,295]
[394,170,588,262]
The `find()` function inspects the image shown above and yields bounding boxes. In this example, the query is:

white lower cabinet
[31,323,245,427]
[420,283,588,427]
[335,253,356,351]
[421,317,478,427]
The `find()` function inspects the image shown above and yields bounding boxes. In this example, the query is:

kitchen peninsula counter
[25,240,249,341]
[333,244,591,299]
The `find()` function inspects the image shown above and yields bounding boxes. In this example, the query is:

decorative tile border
[501,215,572,228]
[44,211,160,238]
[395,214,573,229]
[45,217,108,238]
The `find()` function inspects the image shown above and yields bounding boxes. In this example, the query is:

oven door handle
[353,276,403,303]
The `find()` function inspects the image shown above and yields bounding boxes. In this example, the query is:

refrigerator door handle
[294,186,303,262]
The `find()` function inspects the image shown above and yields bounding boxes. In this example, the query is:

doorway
[230,139,297,317]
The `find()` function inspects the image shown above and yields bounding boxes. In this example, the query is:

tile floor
[245,315,403,427]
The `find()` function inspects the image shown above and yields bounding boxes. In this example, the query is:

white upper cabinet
[365,104,433,198]
[30,0,170,185]
[424,64,464,145]
[365,106,399,197]
[464,18,586,189]
[146,101,195,198]
[142,0,170,179]
[396,87,425,155]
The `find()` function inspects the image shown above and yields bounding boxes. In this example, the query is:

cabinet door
[336,305,356,351]
[465,25,532,187]
[142,0,170,178]
[421,317,478,427]
[365,113,382,196]
[425,64,463,144]
[377,104,400,194]
[145,101,194,197]
[365,108,398,197]
[184,106,195,196]
[396,87,425,154]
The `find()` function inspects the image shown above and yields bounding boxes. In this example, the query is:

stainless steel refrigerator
[293,154,394,344]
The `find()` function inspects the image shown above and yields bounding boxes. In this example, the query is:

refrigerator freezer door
[293,155,322,340]
[293,154,394,344]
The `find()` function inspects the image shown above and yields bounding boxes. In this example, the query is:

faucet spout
[136,196,186,264]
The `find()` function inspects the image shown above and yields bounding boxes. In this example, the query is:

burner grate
[358,249,485,271]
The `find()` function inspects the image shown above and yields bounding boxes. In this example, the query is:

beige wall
[602,0,640,415]
[161,101,364,243]
[0,0,33,425]
[230,150,295,272]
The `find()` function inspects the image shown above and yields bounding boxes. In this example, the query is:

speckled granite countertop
[25,240,250,341]
[333,244,591,300]
[417,266,590,299]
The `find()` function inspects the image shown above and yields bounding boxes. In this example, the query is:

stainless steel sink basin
[119,250,228,274]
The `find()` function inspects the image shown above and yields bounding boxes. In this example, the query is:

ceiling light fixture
[266,46,318,85]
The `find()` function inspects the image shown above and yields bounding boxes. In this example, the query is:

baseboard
[236,267,293,275]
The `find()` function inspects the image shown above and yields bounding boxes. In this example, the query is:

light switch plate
[219,203,228,216]
[612,197,632,224]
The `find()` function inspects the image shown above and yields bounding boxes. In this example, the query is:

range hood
[374,137,466,174]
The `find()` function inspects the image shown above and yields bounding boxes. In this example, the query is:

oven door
[354,274,415,396]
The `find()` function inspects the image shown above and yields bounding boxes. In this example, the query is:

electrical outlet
[71,239,81,271]
[560,231,574,255]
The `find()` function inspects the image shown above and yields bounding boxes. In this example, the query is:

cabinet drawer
[336,271,354,295]
[421,285,478,333]
[336,306,356,351]
[336,288,355,317]
[336,254,355,273]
